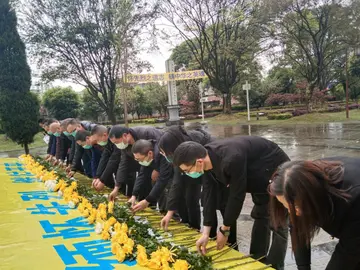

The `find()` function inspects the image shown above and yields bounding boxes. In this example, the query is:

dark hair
[91,125,108,135]
[75,130,91,141]
[38,118,45,124]
[268,160,350,251]
[67,118,80,126]
[109,125,129,139]
[173,141,207,167]
[60,118,72,129]
[132,139,154,155]
[158,126,189,157]
[44,118,57,125]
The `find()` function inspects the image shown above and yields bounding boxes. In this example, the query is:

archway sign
[126,59,207,125]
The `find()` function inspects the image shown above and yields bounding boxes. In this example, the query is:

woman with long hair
[269,157,360,269]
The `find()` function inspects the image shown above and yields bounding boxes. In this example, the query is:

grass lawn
[0,133,47,152]
[200,109,360,126]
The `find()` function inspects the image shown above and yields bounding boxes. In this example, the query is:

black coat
[115,126,163,187]
[167,129,214,211]
[202,136,289,227]
[295,156,360,270]
[96,139,121,185]
[71,121,96,171]
[132,140,174,203]
[58,133,72,162]
[47,134,55,155]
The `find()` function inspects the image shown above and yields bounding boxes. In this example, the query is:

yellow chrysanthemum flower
[108,201,114,214]
[115,248,126,263]
[173,260,190,270]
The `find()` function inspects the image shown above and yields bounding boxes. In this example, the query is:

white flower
[110,229,116,237]
[68,201,76,209]
[58,190,63,197]
[147,228,155,237]
[95,222,104,234]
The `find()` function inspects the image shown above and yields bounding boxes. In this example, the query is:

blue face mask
[83,145,92,149]
[185,171,204,179]
[71,131,77,137]
[48,131,53,135]
[63,131,70,136]
[54,132,61,137]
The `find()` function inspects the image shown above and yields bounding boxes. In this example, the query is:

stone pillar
[165,59,183,126]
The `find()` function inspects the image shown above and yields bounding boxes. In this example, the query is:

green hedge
[267,113,293,120]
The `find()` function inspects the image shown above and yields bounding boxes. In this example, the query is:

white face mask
[139,159,153,167]
[115,142,128,149]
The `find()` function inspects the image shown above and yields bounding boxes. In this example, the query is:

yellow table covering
[0,158,273,270]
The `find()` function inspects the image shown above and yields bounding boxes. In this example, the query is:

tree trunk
[306,85,315,112]
[107,109,117,125]
[222,93,232,114]
[24,143,29,154]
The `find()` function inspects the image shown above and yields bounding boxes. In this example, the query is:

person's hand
[92,178,105,191]
[216,228,229,250]
[132,199,150,213]
[52,159,59,166]
[108,187,119,201]
[65,165,72,173]
[151,170,160,183]
[196,234,209,255]
[67,171,75,178]
[46,155,53,161]
[160,211,174,231]
[127,196,137,208]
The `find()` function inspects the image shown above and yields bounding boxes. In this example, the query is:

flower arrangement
[20,155,212,270]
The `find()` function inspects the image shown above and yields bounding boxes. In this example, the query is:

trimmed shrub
[292,109,308,117]
[267,113,293,120]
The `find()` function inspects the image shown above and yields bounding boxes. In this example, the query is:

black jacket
[202,136,289,227]
[47,134,55,155]
[71,121,96,171]
[132,140,174,203]
[115,126,163,187]
[167,129,214,211]
[58,133,72,161]
[295,156,360,270]
[96,139,121,185]
[68,136,76,165]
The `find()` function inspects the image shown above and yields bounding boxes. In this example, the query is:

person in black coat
[173,136,290,270]
[269,156,360,270]
[131,139,174,213]
[66,119,96,178]
[90,125,121,190]
[108,125,163,201]
[158,126,212,231]
[75,130,103,179]
[43,119,57,160]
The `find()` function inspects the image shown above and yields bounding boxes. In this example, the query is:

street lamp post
[242,81,251,121]
[345,49,349,119]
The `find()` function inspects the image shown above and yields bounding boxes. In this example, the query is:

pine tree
[0,0,39,154]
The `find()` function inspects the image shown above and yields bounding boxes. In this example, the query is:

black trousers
[177,177,202,230]
[81,150,92,178]
[118,172,135,197]
[251,193,288,270]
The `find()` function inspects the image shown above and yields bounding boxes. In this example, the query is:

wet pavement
[198,122,360,269]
